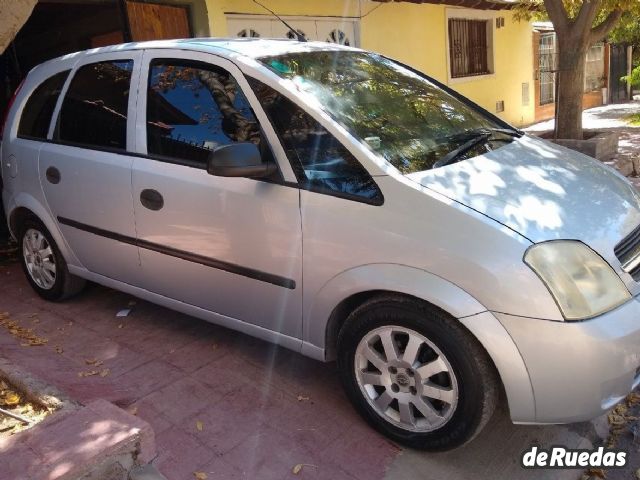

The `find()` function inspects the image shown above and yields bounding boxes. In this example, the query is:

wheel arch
[7,193,80,266]
[306,263,536,422]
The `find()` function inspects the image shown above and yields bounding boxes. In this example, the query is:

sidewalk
[525,101,640,188]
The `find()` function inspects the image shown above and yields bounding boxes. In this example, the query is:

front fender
[303,263,536,423]
[305,264,486,351]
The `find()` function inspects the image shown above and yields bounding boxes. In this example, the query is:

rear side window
[56,60,133,151]
[18,70,69,140]
[247,77,383,204]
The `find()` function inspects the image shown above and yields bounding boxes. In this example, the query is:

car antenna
[252,0,307,42]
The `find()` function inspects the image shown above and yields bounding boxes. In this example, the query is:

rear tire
[18,218,85,301]
[337,295,498,451]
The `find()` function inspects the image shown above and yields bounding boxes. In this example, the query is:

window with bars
[538,33,556,105]
[448,18,492,78]
[584,43,605,93]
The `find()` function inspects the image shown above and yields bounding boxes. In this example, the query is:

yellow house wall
[204,0,535,126]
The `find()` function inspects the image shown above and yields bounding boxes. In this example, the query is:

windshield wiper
[433,131,491,169]
[490,127,523,137]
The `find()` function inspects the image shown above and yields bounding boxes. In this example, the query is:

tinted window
[57,60,133,150]
[147,60,271,167]
[248,77,382,204]
[18,70,69,140]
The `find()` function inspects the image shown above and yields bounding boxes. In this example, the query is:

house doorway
[610,44,630,103]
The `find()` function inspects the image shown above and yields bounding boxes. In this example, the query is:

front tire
[18,218,85,301]
[337,296,498,451]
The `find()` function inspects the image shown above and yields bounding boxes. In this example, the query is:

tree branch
[590,8,624,43]
[574,0,602,37]
[542,0,569,33]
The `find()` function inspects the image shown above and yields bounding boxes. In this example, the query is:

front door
[131,50,303,338]
[40,51,142,285]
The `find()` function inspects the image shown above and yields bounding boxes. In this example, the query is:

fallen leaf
[587,468,606,479]
[608,414,625,426]
[129,406,138,415]
[196,420,203,431]
[635,468,640,480]
[78,370,99,378]
[194,473,207,480]
[292,464,303,475]
[118,324,124,329]
[99,369,110,377]
[297,395,310,402]
[2,391,20,406]
[85,359,103,366]
[54,346,63,354]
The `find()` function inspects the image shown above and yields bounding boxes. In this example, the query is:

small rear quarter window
[18,70,69,140]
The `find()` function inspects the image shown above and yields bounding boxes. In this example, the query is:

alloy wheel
[354,325,458,432]
[22,228,56,290]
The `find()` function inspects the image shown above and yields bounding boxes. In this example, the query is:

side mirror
[207,142,277,179]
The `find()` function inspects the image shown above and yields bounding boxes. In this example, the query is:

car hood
[406,135,640,253]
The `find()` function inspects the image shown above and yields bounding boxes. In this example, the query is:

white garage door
[226,15,359,46]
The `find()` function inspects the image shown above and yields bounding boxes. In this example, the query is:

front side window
[248,77,382,204]
[18,70,69,140]
[56,60,133,150]
[259,51,514,175]
[146,59,270,168]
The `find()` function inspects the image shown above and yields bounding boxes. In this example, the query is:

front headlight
[524,240,630,321]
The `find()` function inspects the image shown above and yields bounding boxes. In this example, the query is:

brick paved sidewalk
[0,262,399,480]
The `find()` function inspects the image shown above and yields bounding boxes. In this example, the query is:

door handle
[45,166,61,184]
[140,189,164,211]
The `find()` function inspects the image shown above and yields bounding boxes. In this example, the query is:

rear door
[130,49,303,338]
[39,51,142,284]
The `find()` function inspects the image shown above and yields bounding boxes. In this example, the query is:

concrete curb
[0,358,156,480]
[0,356,79,413]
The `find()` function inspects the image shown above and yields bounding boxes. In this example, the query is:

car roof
[26,38,362,79]
[48,38,359,64]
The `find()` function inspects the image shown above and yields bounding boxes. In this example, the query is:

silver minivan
[2,39,640,450]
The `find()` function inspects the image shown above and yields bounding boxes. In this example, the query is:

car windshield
[259,51,517,174]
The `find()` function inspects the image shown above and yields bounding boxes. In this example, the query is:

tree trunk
[555,42,588,139]
[0,0,37,53]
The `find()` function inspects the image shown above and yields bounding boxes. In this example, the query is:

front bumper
[495,296,640,424]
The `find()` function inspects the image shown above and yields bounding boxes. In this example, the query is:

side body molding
[302,263,536,423]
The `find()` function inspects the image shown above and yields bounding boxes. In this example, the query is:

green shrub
[622,65,640,88]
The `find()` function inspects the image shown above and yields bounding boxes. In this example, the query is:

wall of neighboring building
[360,3,536,126]
[531,30,610,123]
[204,0,536,126]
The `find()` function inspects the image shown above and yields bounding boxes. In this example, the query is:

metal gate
[538,33,557,105]
[610,44,629,103]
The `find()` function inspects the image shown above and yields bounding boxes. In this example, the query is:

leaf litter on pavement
[0,378,50,437]
[0,311,48,346]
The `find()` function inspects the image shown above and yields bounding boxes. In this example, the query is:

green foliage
[609,11,640,46]
[515,0,640,27]
[622,64,640,87]
[625,112,640,126]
